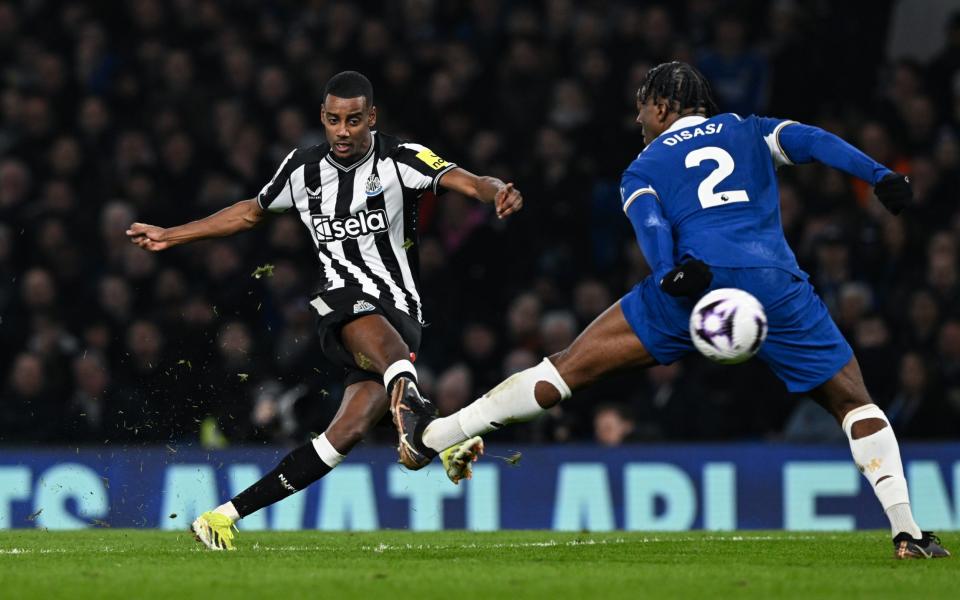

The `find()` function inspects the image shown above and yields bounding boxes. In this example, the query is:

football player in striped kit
[127,71,520,549]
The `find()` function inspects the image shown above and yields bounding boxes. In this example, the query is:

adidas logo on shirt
[353,300,376,314]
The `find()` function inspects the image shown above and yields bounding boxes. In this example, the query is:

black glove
[660,259,713,297]
[874,173,912,216]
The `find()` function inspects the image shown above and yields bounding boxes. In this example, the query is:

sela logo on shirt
[312,209,389,242]
[365,173,383,197]
[353,300,376,314]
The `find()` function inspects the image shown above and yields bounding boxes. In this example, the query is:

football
[690,288,768,364]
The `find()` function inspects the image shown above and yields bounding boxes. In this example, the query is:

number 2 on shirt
[685,146,750,209]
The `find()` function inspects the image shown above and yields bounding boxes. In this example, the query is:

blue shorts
[620,267,853,393]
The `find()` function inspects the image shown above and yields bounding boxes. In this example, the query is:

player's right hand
[660,259,713,298]
[494,182,523,219]
[126,222,172,251]
[874,173,912,215]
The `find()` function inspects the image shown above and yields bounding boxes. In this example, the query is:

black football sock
[231,442,333,518]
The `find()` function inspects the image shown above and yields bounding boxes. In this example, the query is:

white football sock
[842,404,921,539]
[383,359,417,392]
[214,501,240,522]
[422,358,571,452]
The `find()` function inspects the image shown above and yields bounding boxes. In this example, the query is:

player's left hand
[660,259,713,298]
[494,182,523,219]
[874,173,912,216]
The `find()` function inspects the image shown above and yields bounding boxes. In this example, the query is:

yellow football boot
[190,511,238,551]
[441,436,485,484]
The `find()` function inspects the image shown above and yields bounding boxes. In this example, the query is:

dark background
[1,0,958,448]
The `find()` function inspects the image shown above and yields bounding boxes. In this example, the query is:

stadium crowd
[2,0,959,447]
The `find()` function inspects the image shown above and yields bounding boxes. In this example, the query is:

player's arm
[126,199,267,251]
[763,119,912,214]
[621,171,711,297]
[127,148,298,251]
[438,167,523,219]
[394,142,522,219]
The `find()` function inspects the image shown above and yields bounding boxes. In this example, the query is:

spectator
[1,353,60,442]
[63,352,116,442]
[593,404,638,446]
[435,364,473,417]
[887,352,949,437]
[539,310,577,356]
[0,1,955,444]
[697,15,768,115]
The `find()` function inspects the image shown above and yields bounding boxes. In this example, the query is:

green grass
[0,530,955,599]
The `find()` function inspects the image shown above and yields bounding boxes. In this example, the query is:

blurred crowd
[2,0,959,447]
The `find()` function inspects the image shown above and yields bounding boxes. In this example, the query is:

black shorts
[311,287,422,387]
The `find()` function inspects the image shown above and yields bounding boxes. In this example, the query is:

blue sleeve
[620,169,674,281]
[755,117,893,185]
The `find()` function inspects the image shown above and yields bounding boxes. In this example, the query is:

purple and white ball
[689,288,768,364]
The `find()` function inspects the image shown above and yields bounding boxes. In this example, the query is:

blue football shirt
[620,113,808,279]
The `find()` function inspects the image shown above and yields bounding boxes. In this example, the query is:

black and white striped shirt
[257,131,456,323]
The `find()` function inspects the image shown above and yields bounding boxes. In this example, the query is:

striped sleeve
[755,117,893,184]
[394,143,458,194]
[257,148,298,212]
[620,167,659,213]
[754,117,798,168]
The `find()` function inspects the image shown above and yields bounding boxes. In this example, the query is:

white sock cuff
[532,358,572,401]
[383,359,417,390]
[215,501,240,522]
[311,433,345,468]
[841,403,888,438]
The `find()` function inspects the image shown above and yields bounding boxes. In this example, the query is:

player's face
[636,96,667,146]
[321,95,377,160]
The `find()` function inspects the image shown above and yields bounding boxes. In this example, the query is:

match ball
[689,288,768,364]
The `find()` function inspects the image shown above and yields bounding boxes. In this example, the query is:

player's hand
[126,222,173,251]
[494,182,523,219]
[874,173,912,216]
[660,259,713,298]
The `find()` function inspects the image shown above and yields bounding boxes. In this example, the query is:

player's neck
[661,111,709,135]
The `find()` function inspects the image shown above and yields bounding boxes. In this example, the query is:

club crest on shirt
[365,173,383,197]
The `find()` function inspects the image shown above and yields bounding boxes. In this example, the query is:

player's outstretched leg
[191,380,382,550]
[399,301,656,462]
[811,358,950,559]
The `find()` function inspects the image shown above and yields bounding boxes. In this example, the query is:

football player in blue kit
[394,61,948,558]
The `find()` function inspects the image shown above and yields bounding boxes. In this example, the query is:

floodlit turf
[0,530,955,599]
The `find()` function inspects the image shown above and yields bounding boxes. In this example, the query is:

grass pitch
[0,530,955,599]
